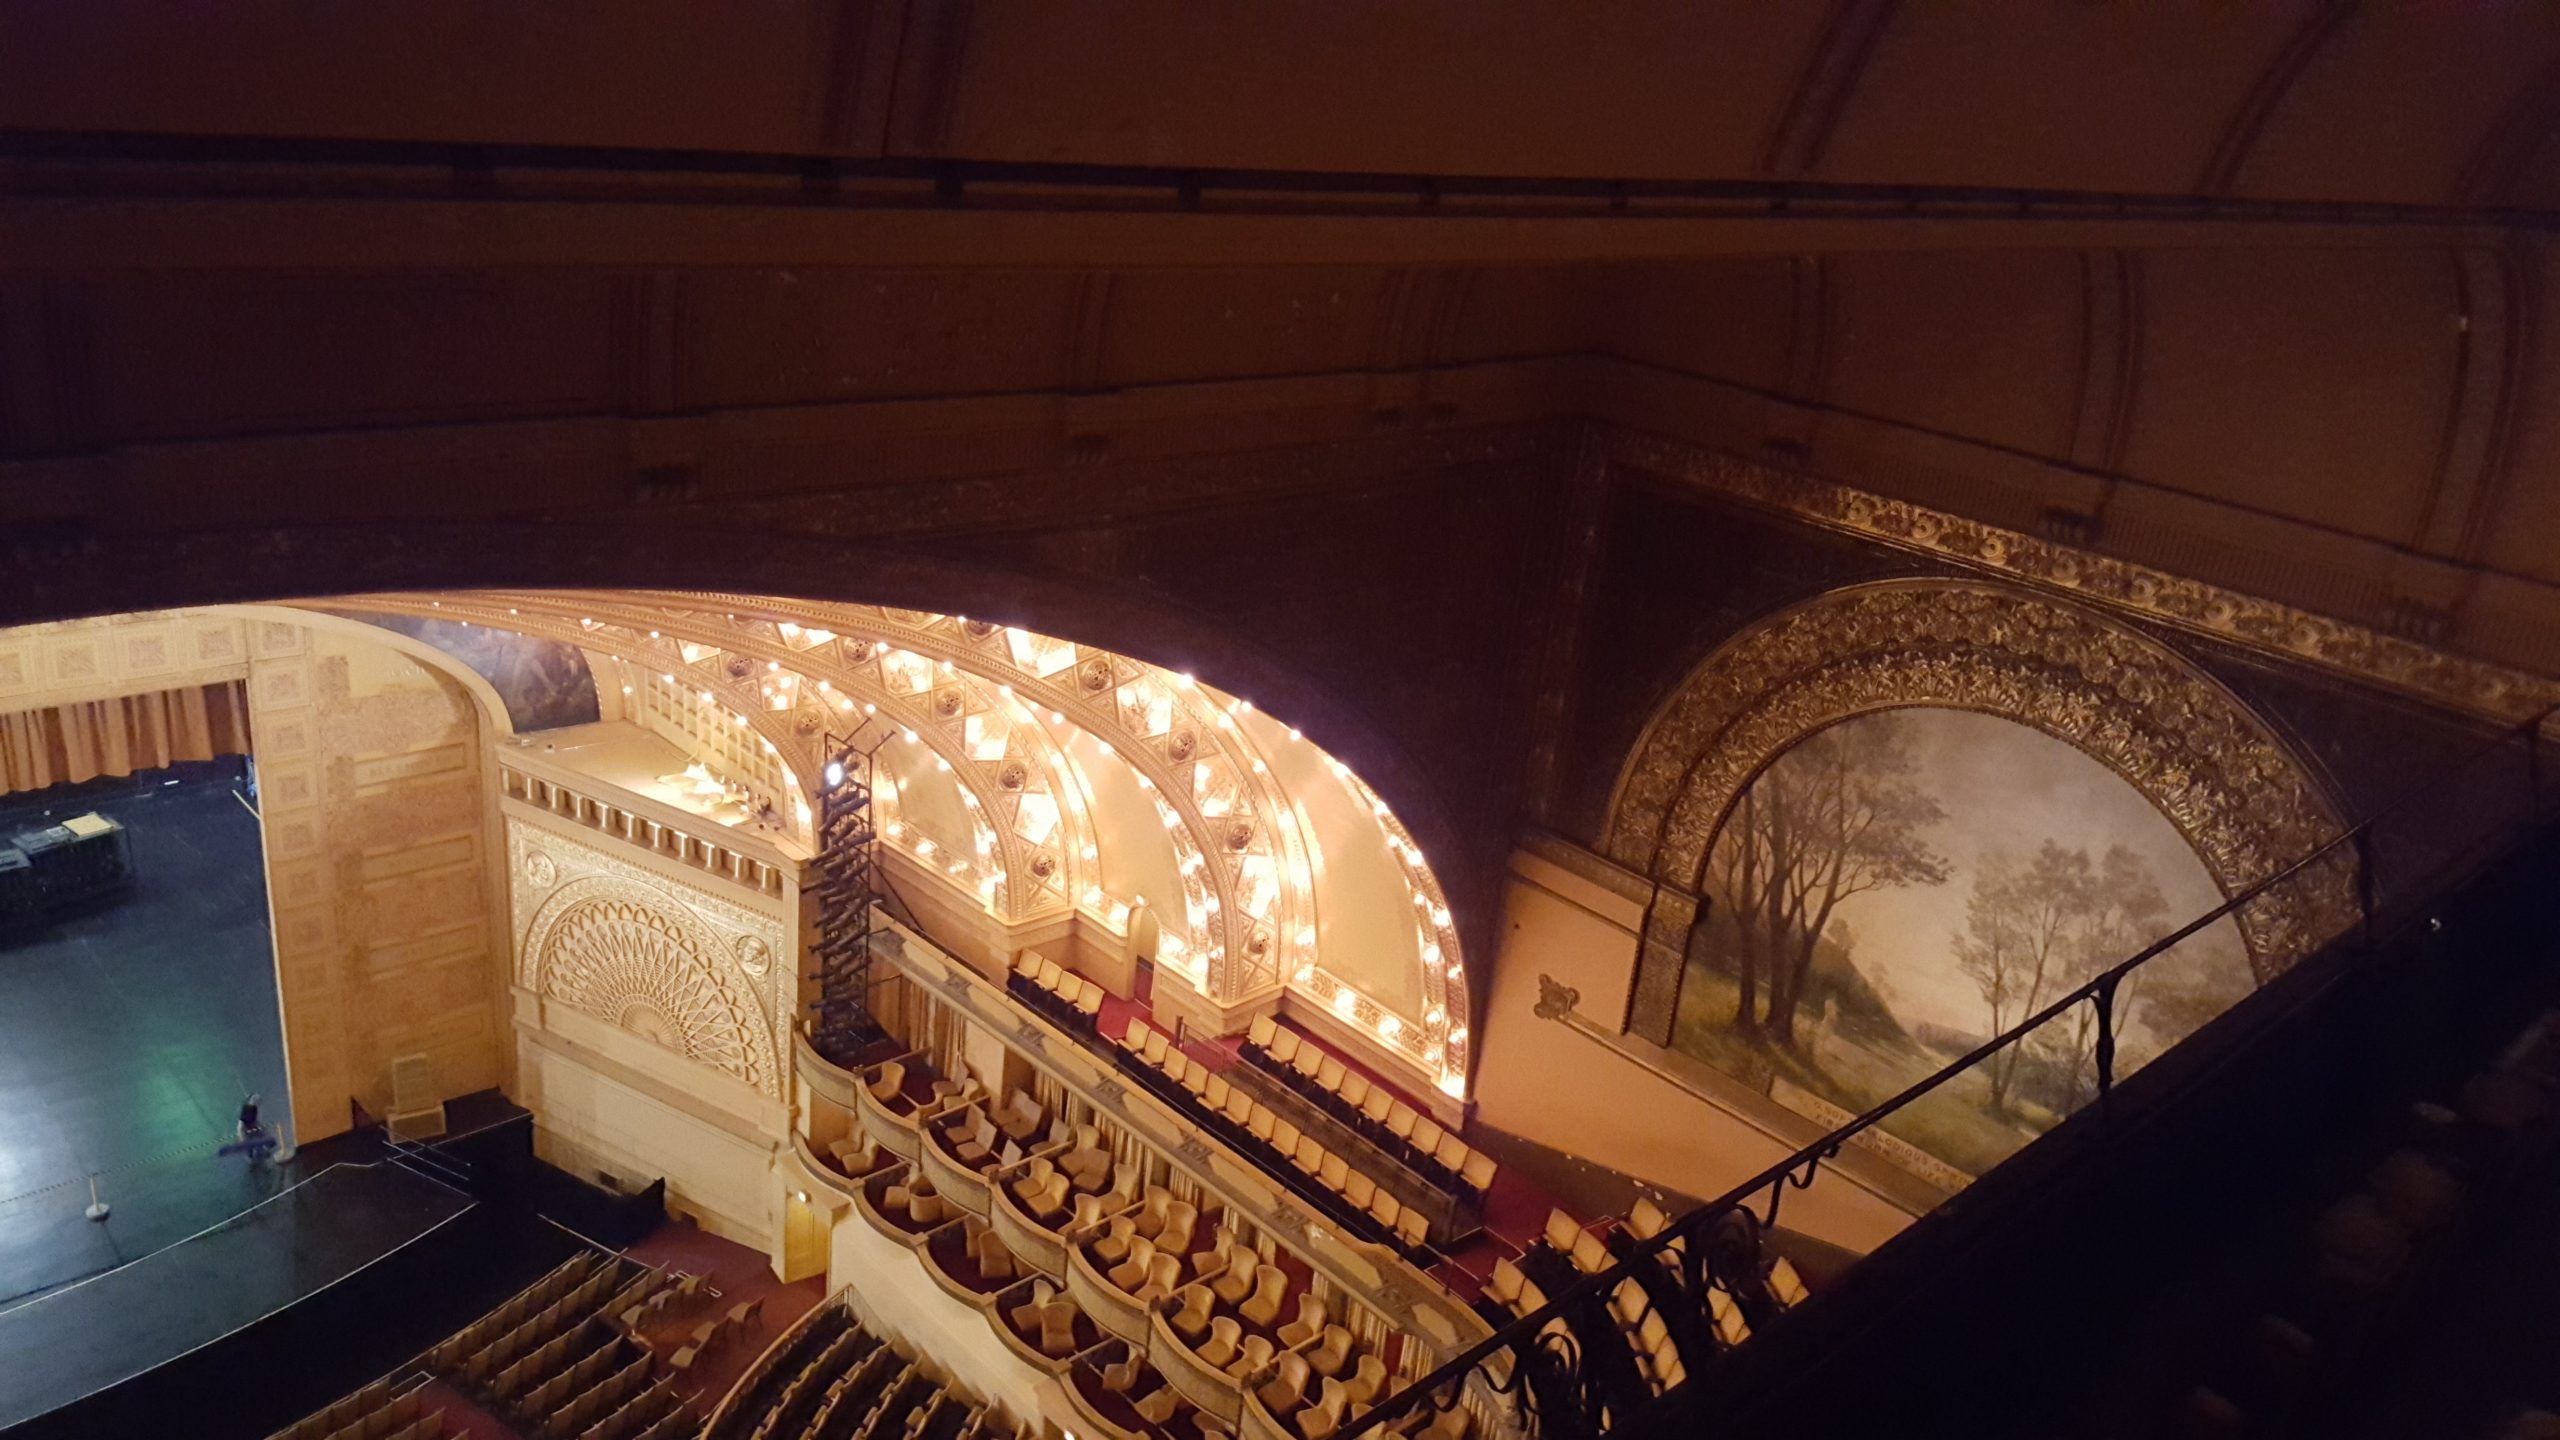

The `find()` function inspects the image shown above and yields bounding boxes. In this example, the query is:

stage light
[825,762,845,787]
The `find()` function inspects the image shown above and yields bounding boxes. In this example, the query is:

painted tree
[1959,841,2197,1119]
[2037,843,2171,1112]
[1705,717,1950,1045]
[1954,841,2095,1118]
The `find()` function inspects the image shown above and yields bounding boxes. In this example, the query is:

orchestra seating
[707,1301,1028,1440]
[270,1250,700,1440]
[1116,1014,1435,1254]
[430,1250,699,1440]
[1241,1015,1500,1204]
[263,1378,447,1440]
[1007,952,1107,1036]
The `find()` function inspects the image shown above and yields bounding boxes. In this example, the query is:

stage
[0,1161,470,1435]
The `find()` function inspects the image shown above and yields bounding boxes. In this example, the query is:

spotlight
[825,761,845,787]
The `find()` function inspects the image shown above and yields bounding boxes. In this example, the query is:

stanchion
[83,1174,109,1222]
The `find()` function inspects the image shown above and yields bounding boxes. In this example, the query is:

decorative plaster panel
[509,817,792,1101]
[0,610,249,710]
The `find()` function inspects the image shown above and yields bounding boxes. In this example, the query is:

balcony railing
[1346,705,2560,1440]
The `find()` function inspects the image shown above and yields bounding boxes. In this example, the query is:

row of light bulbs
[570,602,1465,1094]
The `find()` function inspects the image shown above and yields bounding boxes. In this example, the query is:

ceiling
[6,4,2555,207]
[0,7,2555,977]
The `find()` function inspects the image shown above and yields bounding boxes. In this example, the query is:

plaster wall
[247,620,505,1143]
[517,1026,777,1249]
[500,810,798,1250]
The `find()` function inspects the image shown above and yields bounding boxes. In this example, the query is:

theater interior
[3,8,2560,1440]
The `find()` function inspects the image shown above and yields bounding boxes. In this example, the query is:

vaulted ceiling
[2,7,2557,953]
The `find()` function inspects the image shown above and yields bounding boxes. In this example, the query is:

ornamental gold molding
[509,817,790,1098]
[1604,580,2357,1041]
[1608,431,2560,726]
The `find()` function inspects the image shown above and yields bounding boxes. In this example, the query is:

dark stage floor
[0,761,290,1310]
[0,1161,471,1433]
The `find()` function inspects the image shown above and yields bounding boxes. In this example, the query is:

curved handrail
[1343,703,2559,1440]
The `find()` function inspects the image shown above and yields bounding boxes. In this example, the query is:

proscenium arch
[1602,579,2354,1046]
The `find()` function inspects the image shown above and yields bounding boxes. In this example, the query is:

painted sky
[1807,708,2247,1045]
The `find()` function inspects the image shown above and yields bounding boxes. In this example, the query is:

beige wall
[517,1025,778,1248]
[1474,845,1914,1255]
[502,808,798,1252]
[248,619,506,1144]
[0,610,248,710]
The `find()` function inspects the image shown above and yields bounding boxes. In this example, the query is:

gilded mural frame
[1603,579,2355,1045]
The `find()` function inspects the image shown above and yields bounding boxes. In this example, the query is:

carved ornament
[510,819,791,1098]
[1611,433,2560,726]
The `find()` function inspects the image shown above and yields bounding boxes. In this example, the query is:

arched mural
[1675,708,2255,1180]
[1606,580,2355,1057]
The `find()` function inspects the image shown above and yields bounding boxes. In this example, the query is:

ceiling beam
[0,189,2520,276]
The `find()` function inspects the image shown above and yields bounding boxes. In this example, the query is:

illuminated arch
[295,587,1475,1096]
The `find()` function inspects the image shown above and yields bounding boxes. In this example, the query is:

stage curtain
[0,680,252,796]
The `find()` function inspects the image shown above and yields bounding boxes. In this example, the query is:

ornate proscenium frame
[1602,579,2357,1046]
[810,725,890,1059]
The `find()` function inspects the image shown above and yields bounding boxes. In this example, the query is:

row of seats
[2176,1006,2560,1434]
[940,1215,1030,1289]
[1004,1139,1128,1227]
[264,1380,445,1440]
[1009,953,1106,1034]
[712,1303,1025,1440]
[533,1352,654,1440]
[1002,1277,1086,1359]
[569,1376,694,1440]
[492,1316,617,1407]
[1085,1185,1210,1307]
[932,1103,1033,1178]
[710,1308,856,1440]
[446,1260,694,1440]
[1256,1346,1383,1440]
[1487,1202,1810,1405]
[620,1270,709,1331]
[1140,1226,1391,1440]
[429,1252,613,1375]
[1244,1016,1497,1203]
[866,1059,983,1120]
[452,1258,635,1390]
[1119,1017,1432,1253]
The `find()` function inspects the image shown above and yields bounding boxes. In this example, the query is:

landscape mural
[349,611,602,732]
[1673,707,2255,1185]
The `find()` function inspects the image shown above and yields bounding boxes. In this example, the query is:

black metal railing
[1346,704,2559,1440]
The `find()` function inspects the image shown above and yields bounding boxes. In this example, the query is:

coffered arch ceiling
[308,590,1475,1096]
